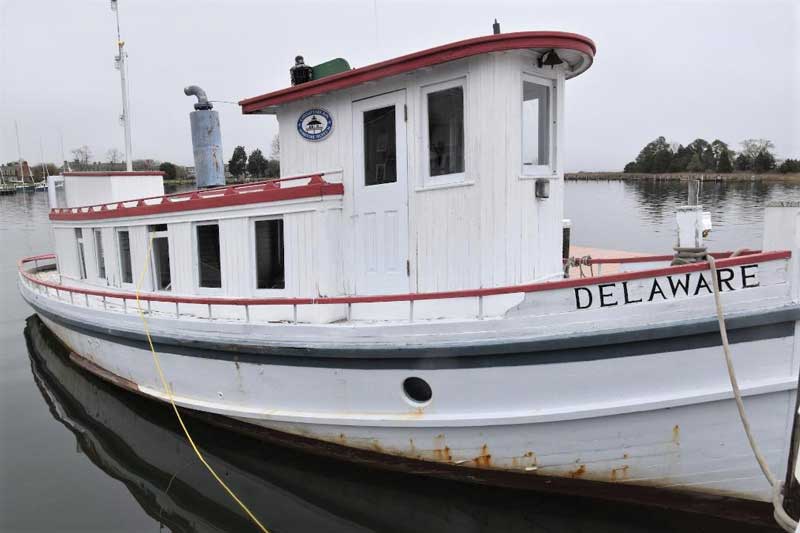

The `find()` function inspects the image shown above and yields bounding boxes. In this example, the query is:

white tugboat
[17,29,800,521]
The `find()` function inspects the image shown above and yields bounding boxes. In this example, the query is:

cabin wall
[101,227,120,287]
[53,226,80,279]
[64,177,113,208]
[277,52,566,294]
[49,196,345,322]
[111,176,164,203]
[63,175,164,208]
[168,222,193,294]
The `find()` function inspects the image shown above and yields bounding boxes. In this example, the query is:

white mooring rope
[707,255,798,532]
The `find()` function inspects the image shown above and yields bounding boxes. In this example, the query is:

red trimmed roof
[50,174,343,221]
[240,31,596,114]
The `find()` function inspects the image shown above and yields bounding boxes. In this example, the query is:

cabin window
[521,75,554,175]
[254,219,285,290]
[75,228,87,279]
[93,229,106,279]
[117,229,133,284]
[149,224,171,291]
[423,78,465,185]
[363,105,397,186]
[196,223,222,288]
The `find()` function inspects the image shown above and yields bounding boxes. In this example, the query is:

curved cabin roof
[239,31,596,115]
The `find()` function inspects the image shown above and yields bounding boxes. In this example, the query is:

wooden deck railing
[18,249,790,323]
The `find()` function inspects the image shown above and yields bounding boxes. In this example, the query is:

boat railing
[18,249,790,324]
[49,171,345,221]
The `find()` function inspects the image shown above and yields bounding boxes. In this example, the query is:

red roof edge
[49,174,343,221]
[239,31,596,114]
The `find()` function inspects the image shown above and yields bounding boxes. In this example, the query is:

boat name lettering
[574,264,759,310]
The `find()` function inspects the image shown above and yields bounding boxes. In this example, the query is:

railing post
[175,302,180,318]
[84,294,89,307]
[56,288,60,300]
[293,304,298,323]
[208,303,213,319]
[147,300,151,314]
[69,291,74,305]
[123,298,127,314]
[409,300,414,322]
[245,304,250,323]
[346,302,352,321]
[478,295,484,319]
[103,296,107,310]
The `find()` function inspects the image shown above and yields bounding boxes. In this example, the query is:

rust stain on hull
[570,464,587,478]
[472,444,492,468]
[672,424,681,446]
[611,465,630,482]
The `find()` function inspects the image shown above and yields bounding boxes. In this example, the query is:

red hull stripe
[239,31,596,114]
[49,175,343,221]
[19,250,790,306]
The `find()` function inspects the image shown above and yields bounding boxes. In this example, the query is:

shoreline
[566,172,800,182]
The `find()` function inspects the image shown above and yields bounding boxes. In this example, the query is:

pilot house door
[353,90,409,295]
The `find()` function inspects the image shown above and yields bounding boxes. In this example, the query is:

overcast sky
[1,0,797,171]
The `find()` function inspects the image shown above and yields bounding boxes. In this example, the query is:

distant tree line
[227,135,280,182]
[624,137,799,174]
[4,137,286,184]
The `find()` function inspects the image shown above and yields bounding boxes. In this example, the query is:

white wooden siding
[277,52,565,294]
[48,51,570,307]
[128,226,151,291]
[53,226,79,280]
[168,222,193,294]
[101,228,119,287]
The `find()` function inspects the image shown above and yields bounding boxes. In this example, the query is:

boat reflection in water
[25,315,773,533]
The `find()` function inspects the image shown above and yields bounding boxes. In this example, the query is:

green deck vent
[312,58,351,80]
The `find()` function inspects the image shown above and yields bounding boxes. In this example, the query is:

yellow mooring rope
[135,234,270,533]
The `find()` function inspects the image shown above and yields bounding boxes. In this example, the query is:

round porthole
[403,377,432,404]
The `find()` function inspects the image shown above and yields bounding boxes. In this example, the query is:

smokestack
[184,85,225,188]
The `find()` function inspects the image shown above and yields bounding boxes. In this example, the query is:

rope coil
[563,255,593,278]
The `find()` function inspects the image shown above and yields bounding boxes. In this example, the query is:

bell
[290,55,314,86]
[538,49,564,69]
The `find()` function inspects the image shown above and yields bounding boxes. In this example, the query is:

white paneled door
[353,90,409,295]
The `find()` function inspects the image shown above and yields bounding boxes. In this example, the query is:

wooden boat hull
[26,297,798,505]
[18,247,800,507]
[27,314,780,528]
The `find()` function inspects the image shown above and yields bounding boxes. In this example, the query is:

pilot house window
[197,223,222,288]
[522,77,552,174]
[117,229,133,284]
[75,228,87,279]
[363,106,397,186]
[94,229,106,279]
[425,83,464,179]
[255,219,285,289]
[149,224,171,291]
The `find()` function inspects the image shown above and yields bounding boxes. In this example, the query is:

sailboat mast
[14,121,25,184]
[111,0,133,171]
[39,138,49,179]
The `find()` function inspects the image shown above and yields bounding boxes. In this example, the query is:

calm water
[2,180,798,533]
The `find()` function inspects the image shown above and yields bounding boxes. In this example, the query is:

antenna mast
[111,0,133,171]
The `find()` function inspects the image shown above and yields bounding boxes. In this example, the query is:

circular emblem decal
[297,108,333,141]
